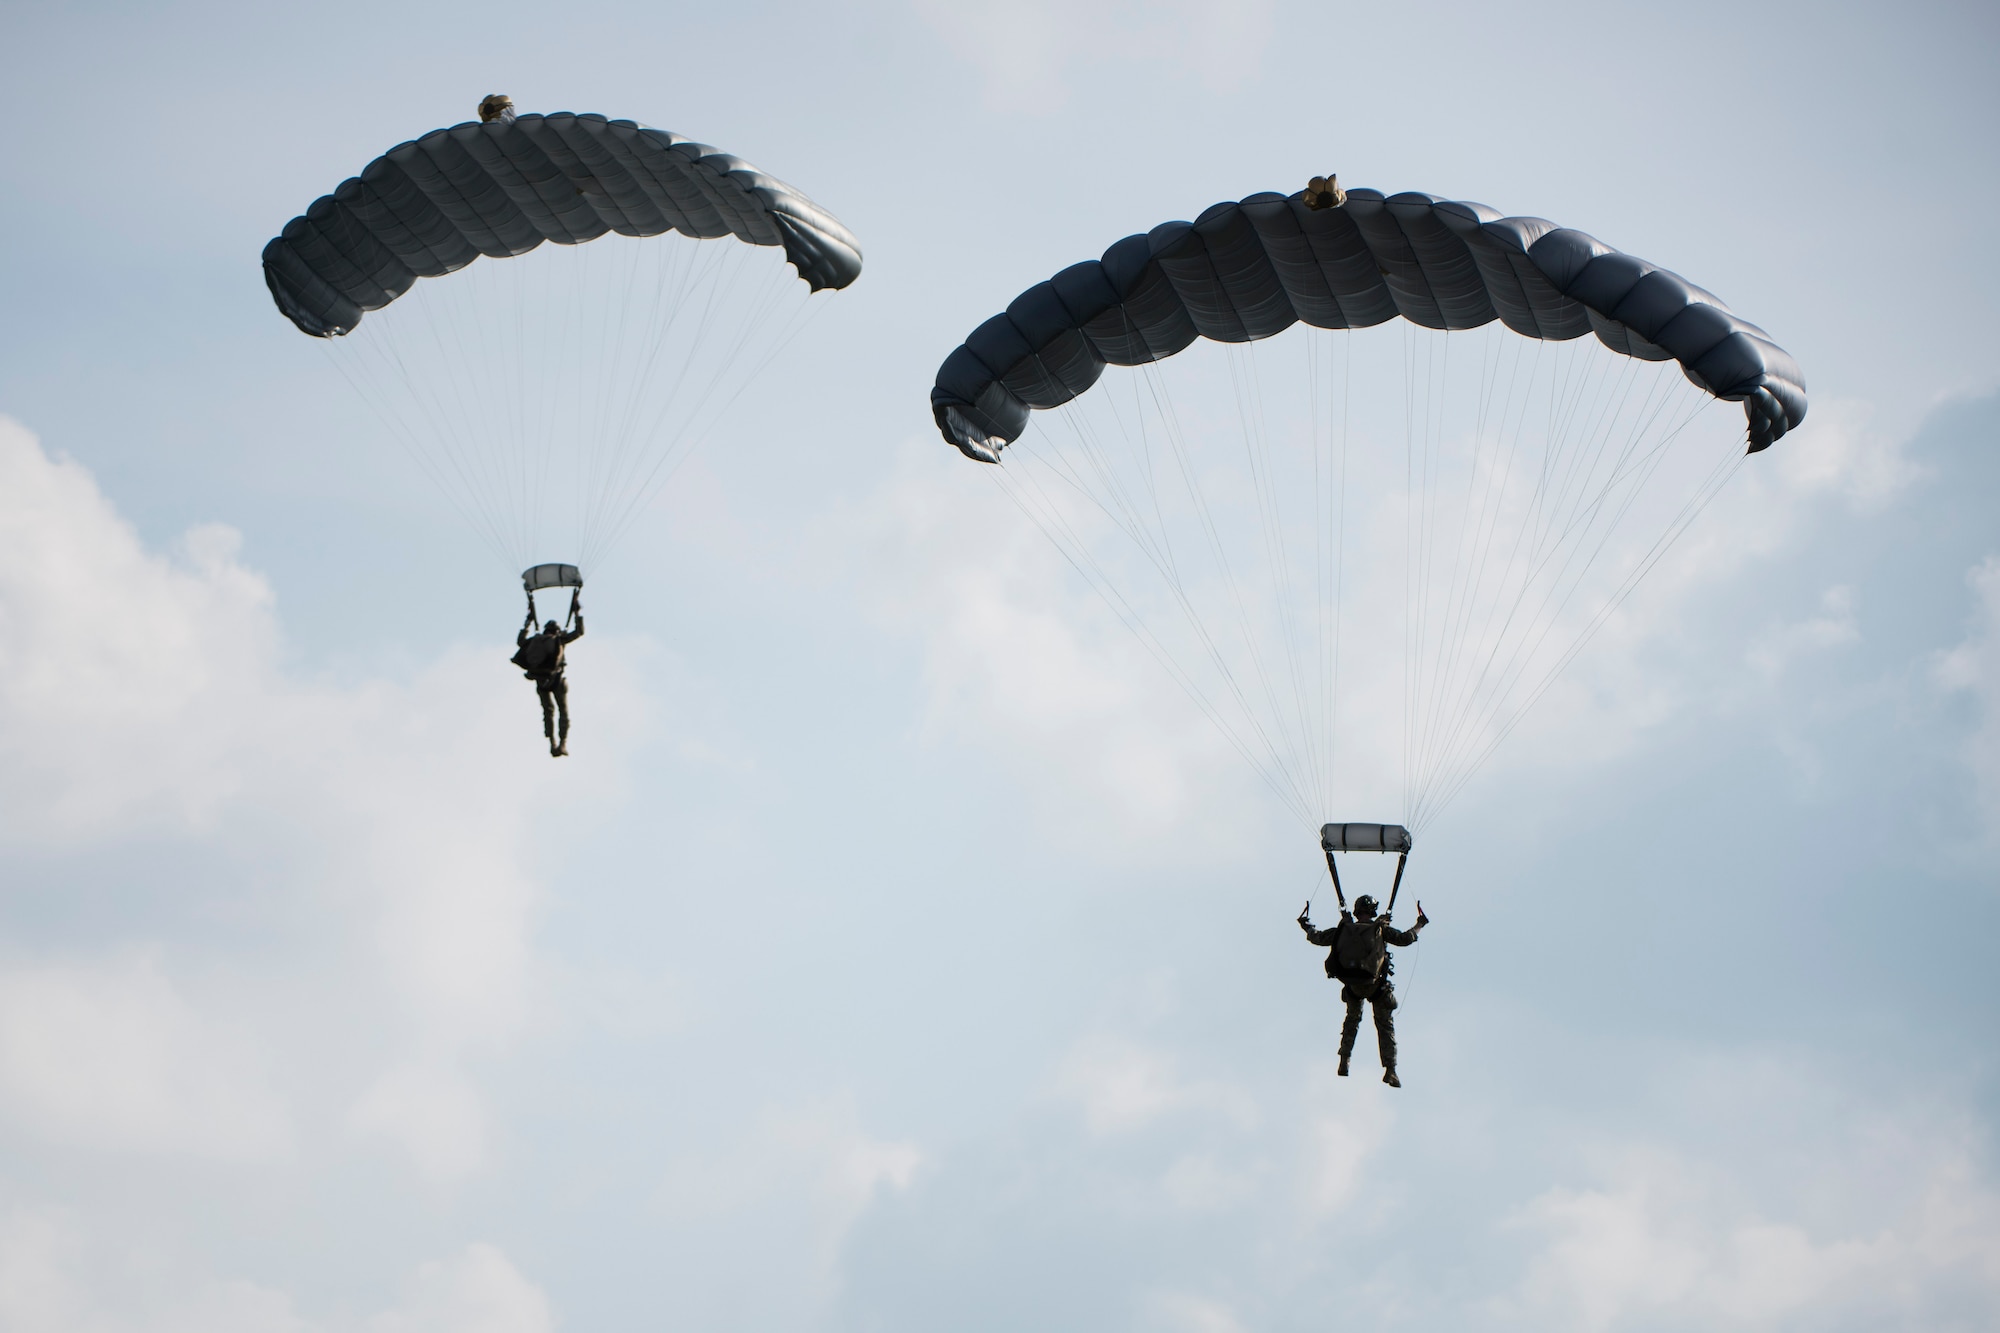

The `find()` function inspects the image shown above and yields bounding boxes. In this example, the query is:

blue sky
[1,1,1997,1330]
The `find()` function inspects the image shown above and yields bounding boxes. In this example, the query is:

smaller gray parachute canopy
[264,112,862,338]
[1322,823,1413,854]
[932,188,1805,458]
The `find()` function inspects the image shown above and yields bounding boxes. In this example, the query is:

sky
[1,1,1998,1330]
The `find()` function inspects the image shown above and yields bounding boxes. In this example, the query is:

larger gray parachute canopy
[932,187,1805,457]
[263,111,863,338]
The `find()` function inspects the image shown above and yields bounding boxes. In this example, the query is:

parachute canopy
[1322,823,1413,855]
[264,112,861,338]
[932,187,1804,459]
[263,107,860,578]
[523,563,583,592]
[926,180,1806,837]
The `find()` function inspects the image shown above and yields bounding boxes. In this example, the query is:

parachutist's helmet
[544,620,562,635]
[1354,895,1379,920]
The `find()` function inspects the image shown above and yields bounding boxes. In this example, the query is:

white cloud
[652,1094,922,1327]
[1297,1067,1395,1217]
[1053,1032,1257,1135]
[0,1212,547,1333]
[360,1244,554,1333]
[348,1062,489,1182]
[1498,1118,2000,1331]
[1766,396,1925,514]
[0,950,289,1160]
[1745,584,1859,680]
[829,440,1264,859]
[911,0,1273,112]
[1144,1289,1250,1333]
[1935,554,2000,835]
[0,417,650,1182]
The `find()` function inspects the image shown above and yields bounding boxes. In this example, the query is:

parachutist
[512,592,584,757]
[1303,174,1346,210]
[1301,894,1428,1086]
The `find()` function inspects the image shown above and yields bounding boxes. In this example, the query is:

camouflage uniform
[1302,913,1421,1071]
[516,616,585,752]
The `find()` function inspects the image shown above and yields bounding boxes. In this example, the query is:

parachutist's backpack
[511,635,557,678]
[1332,919,1388,991]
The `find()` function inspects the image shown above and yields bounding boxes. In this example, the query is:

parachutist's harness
[1305,823,1416,989]
[515,564,584,681]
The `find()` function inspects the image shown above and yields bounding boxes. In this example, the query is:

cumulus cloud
[1745,584,1859,680]
[0,1213,549,1333]
[653,1095,923,1328]
[1935,554,2000,835]
[0,416,641,1179]
[0,950,289,1160]
[361,1244,554,1333]
[1053,1032,1257,1136]
[828,439,1262,857]
[1499,1132,2000,1332]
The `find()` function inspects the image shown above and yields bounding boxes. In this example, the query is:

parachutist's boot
[1381,1068,1401,1088]
[1337,1053,1351,1077]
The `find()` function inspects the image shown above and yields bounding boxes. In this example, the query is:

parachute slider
[1303,175,1347,210]
[522,563,583,593]
[1321,823,1413,917]
[1321,822,1412,854]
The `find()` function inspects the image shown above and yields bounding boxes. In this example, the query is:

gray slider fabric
[932,188,1805,458]
[264,113,862,338]
[1321,823,1414,854]
[522,563,583,591]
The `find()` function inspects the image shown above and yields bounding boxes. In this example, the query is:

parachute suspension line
[589,245,822,564]
[1230,343,1325,816]
[987,440,1316,827]
[1410,331,1516,813]
[1420,438,1746,826]
[1307,329,1350,822]
[322,339,515,567]
[1410,328,1529,827]
[1406,336,1612,828]
[1331,332,1352,814]
[575,234,717,567]
[1406,328,1457,826]
[1003,340,1320,826]
[1147,354,1321,820]
[1405,353,1725,829]
[331,294,527,565]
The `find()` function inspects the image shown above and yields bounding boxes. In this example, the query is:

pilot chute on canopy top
[262,97,862,589]
[931,177,1806,872]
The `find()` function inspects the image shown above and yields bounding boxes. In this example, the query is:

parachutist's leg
[539,683,558,756]
[1338,986,1363,1076]
[1372,982,1399,1082]
[553,676,570,757]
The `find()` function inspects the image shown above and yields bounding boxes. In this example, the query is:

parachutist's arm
[562,616,584,644]
[1302,917,1344,947]
[1382,911,1427,947]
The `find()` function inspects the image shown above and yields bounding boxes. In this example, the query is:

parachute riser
[1322,848,1347,911]
[1318,822,1413,920]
